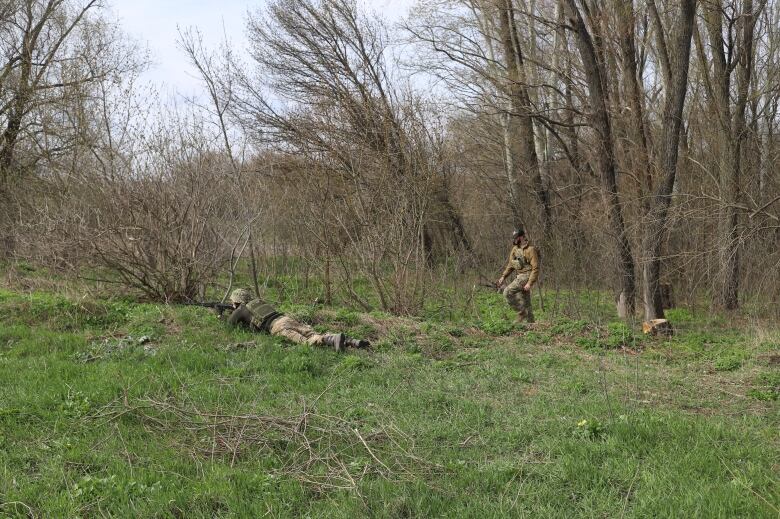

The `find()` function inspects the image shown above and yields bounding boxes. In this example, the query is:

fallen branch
[88,393,436,493]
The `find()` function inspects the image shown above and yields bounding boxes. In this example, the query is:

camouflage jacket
[501,243,540,286]
[227,299,283,332]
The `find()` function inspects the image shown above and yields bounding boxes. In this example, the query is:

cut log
[642,318,673,337]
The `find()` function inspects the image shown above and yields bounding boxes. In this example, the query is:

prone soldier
[224,288,369,351]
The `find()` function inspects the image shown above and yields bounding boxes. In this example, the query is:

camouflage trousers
[503,274,534,322]
[268,316,326,346]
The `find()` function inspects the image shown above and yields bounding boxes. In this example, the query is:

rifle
[476,282,502,293]
[182,301,235,316]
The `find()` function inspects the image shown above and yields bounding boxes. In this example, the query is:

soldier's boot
[516,310,528,323]
[345,336,370,349]
[323,333,345,352]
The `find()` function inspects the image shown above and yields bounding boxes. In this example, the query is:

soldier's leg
[269,316,326,346]
[522,289,534,323]
[503,277,525,312]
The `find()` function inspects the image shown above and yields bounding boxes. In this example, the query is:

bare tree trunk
[565,0,637,316]
[439,184,473,255]
[525,0,554,241]
[0,16,34,186]
[641,0,697,322]
[472,2,526,224]
[248,232,261,298]
[499,0,551,236]
[699,0,760,310]
[324,254,332,305]
[615,0,652,213]
[501,112,525,223]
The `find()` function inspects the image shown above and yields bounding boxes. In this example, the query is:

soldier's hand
[497,277,505,287]
[523,283,531,292]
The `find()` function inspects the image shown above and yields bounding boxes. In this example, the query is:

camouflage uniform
[500,243,540,322]
[226,289,367,351]
[267,315,327,346]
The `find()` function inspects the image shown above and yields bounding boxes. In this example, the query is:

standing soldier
[225,289,369,351]
[497,228,540,323]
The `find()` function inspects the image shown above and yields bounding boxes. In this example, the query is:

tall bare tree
[231,0,470,310]
[694,0,765,309]
[564,0,638,315]
[641,0,697,321]
[498,0,551,239]
[0,0,100,188]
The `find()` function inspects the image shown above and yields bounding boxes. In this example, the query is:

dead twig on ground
[88,393,436,493]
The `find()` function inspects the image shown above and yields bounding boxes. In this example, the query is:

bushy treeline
[0,0,778,318]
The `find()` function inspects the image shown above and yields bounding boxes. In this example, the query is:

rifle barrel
[182,301,234,313]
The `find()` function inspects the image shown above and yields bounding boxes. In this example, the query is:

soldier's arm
[226,305,252,328]
[500,248,516,278]
[526,246,540,286]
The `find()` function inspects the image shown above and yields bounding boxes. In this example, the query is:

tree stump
[642,318,673,337]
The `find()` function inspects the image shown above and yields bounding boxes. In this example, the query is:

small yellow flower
[577,419,588,427]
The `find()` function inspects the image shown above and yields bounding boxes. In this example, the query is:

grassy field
[0,275,778,517]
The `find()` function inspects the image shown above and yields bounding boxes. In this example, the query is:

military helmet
[512,227,526,240]
[230,288,253,305]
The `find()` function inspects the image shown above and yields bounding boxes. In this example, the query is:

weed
[371,338,394,353]
[479,318,515,336]
[347,323,378,340]
[333,307,360,326]
[278,349,322,376]
[563,379,589,395]
[550,317,590,336]
[665,307,696,323]
[713,351,748,371]
[748,372,780,401]
[338,354,373,372]
[537,352,561,368]
[74,335,156,363]
[73,474,163,502]
[509,369,533,384]
[573,321,645,350]
[573,418,607,440]
[446,325,465,337]
[59,389,92,418]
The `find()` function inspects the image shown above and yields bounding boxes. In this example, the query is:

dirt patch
[758,352,780,366]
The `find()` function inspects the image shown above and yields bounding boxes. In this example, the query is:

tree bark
[615,0,652,213]
[641,0,697,322]
[699,0,760,310]
[565,0,637,316]
[498,0,551,237]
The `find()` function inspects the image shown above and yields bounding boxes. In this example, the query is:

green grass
[0,286,778,518]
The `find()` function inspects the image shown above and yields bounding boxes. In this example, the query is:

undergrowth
[0,282,777,518]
